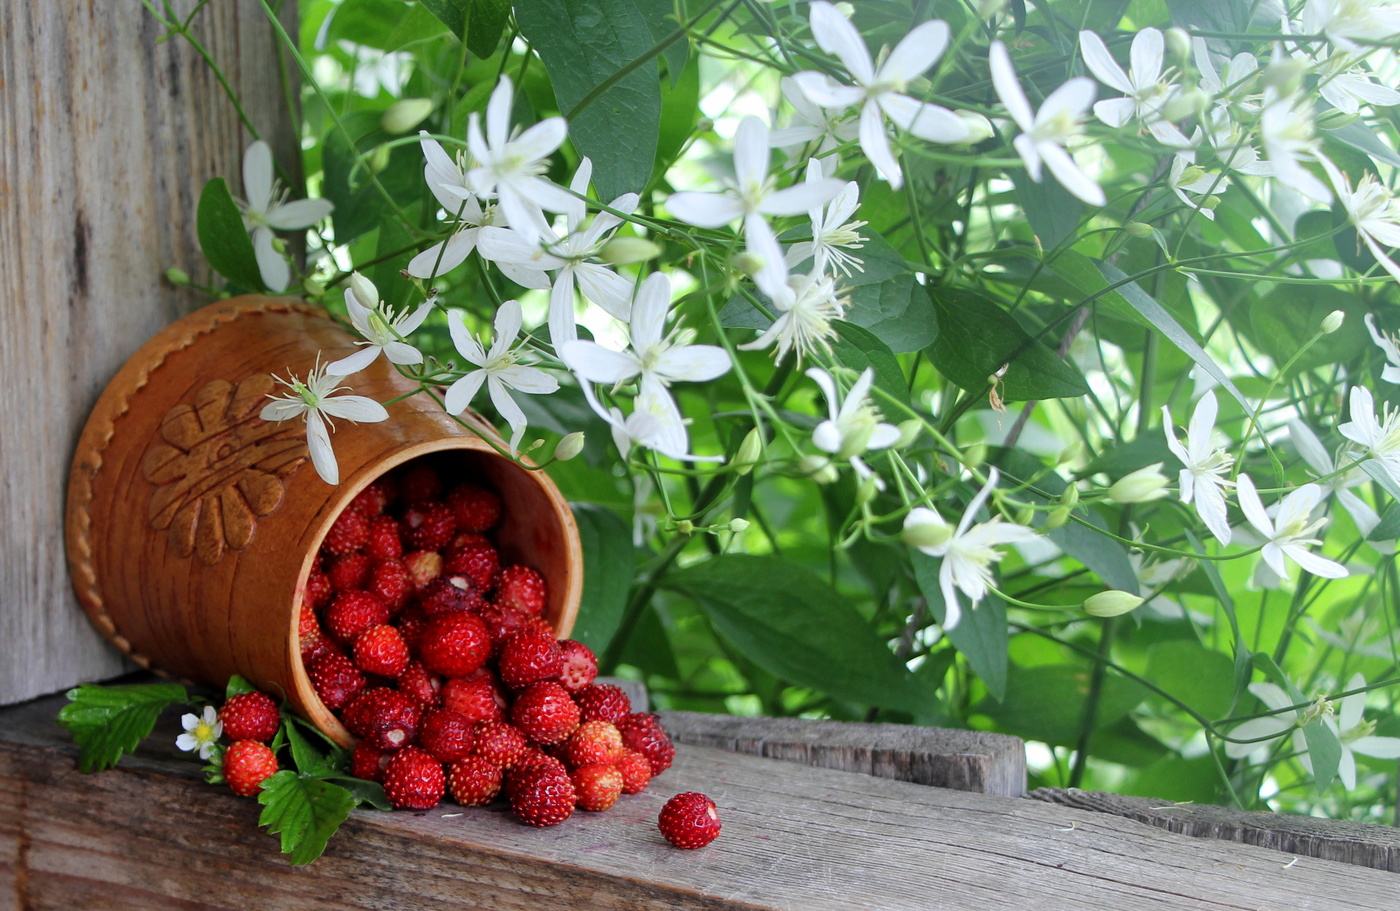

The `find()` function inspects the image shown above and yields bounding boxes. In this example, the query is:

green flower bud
[733,428,763,476]
[674,519,695,535]
[1125,222,1154,239]
[798,454,839,485]
[598,236,663,265]
[1059,485,1079,508]
[1178,164,1207,186]
[733,252,764,276]
[854,474,880,506]
[902,511,952,550]
[1316,108,1359,131]
[962,442,987,470]
[1106,463,1170,503]
[1321,310,1345,334]
[1045,506,1070,529]
[1201,195,1221,210]
[1084,590,1145,618]
[165,267,191,286]
[1055,441,1084,468]
[381,98,435,135]
[895,419,922,448]
[302,277,327,298]
[368,143,392,174]
[1014,506,1036,527]
[1164,27,1192,63]
[728,517,750,533]
[554,431,585,462]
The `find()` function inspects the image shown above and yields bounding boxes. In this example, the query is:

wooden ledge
[4,692,1399,910]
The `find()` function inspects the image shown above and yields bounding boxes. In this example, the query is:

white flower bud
[798,454,840,484]
[1164,27,1192,62]
[956,111,996,144]
[902,508,952,550]
[381,98,435,135]
[1084,590,1145,617]
[1106,463,1170,503]
[733,428,763,476]
[1321,310,1345,334]
[728,517,750,533]
[349,271,379,307]
[599,236,663,265]
[554,432,585,462]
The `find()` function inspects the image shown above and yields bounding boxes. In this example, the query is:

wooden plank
[1031,787,1400,873]
[661,711,1026,797]
[0,0,298,706]
[3,693,1398,910]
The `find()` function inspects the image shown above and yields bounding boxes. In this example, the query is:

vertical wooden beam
[0,1,298,705]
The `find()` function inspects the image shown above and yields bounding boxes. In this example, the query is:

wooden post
[0,2,298,706]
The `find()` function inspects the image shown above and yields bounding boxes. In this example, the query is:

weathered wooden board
[2,693,1398,911]
[661,710,1025,797]
[1032,786,1400,873]
[0,1,297,706]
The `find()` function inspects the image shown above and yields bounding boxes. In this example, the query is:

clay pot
[66,295,582,746]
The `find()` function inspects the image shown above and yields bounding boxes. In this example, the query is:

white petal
[858,101,902,188]
[261,398,306,422]
[1223,717,1291,758]
[562,341,640,383]
[1093,97,1137,128]
[319,395,389,423]
[1339,745,1358,791]
[733,115,772,190]
[305,411,339,486]
[324,345,381,377]
[407,232,473,279]
[746,213,790,300]
[1340,674,1367,732]
[812,419,841,454]
[1235,473,1273,537]
[383,341,424,366]
[879,19,948,84]
[760,179,846,217]
[1194,478,1233,545]
[448,310,486,365]
[1079,30,1134,95]
[1350,736,1400,759]
[400,301,435,335]
[790,71,866,110]
[492,299,524,354]
[265,198,334,230]
[1129,28,1165,86]
[668,191,746,227]
[1286,545,1348,579]
[1188,391,1220,464]
[1039,77,1097,125]
[495,259,554,291]
[444,370,486,416]
[511,117,569,166]
[1013,134,1044,182]
[488,376,530,451]
[495,364,559,394]
[989,42,1034,132]
[630,271,671,352]
[485,76,514,149]
[548,273,580,349]
[243,140,274,212]
[809,0,875,85]
[879,95,970,144]
[655,345,731,383]
[1039,142,1105,206]
[575,263,635,321]
[252,227,289,292]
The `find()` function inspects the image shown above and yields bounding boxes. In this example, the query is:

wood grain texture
[1031,786,1400,872]
[0,1,298,706]
[4,692,1399,911]
[661,710,1026,797]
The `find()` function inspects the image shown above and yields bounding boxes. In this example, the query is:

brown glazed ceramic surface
[66,295,582,746]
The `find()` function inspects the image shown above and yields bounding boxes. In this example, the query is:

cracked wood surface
[2,692,1396,910]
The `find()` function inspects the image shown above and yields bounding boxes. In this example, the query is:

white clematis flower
[326,272,433,376]
[238,140,334,292]
[1259,91,1332,204]
[175,705,223,760]
[769,75,858,168]
[444,300,559,452]
[902,468,1039,631]
[740,267,848,364]
[407,131,507,279]
[1236,473,1348,585]
[1318,156,1400,283]
[785,158,867,276]
[1079,28,1190,146]
[1365,313,1400,383]
[791,2,973,189]
[807,366,900,489]
[1168,149,1227,220]
[1162,391,1236,544]
[1289,418,1390,551]
[466,76,576,240]
[989,41,1105,206]
[580,382,719,463]
[260,363,389,486]
[1339,385,1400,482]
[1303,0,1400,52]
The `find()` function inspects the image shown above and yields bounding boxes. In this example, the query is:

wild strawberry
[571,763,624,812]
[556,639,598,692]
[354,689,421,752]
[616,713,675,776]
[327,552,373,592]
[443,540,499,592]
[223,741,280,797]
[324,590,390,643]
[308,651,366,711]
[367,558,411,612]
[497,630,562,690]
[658,792,721,848]
[342,687,397,738]
[219,692,280,743]
[574,683,632,724]
[511,749,569,780]
[418,709,476,763]
[472,719,529,768]
[304,569,333,610]
[354,624,410,678]
[451,532,492,550]
[403,550,444,591]
[365,516,403,560]
[350,478,394,517]
[448,755,503,807]
[401,501,456,551]
[323,508,370,556]
[397,660,442,708]
[300,627,339,667]
[350,741,390,782]
[447,482,502,533]
[382,746,445,810]
[616,749,652,795]
[477,605,534,654]
[419,574,483,617]
[511,681,580,745]
[562,721,623,768]
[441,671,506,723]
[420,613,491,678]
[495,565,546,616]
[508,767,575,827]
[398,463,443,504]
[396,609,429,653]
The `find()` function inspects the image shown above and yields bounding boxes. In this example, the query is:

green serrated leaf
[196,177,266,292]
[283,716,334,776]
[225,675,256,699]
[567,503,635,653]
[912,551,1008,701]
[258,772,356,865]
[58,682,189,772]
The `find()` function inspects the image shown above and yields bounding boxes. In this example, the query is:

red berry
[342,687,401,738]
[616,749,653,795]
[300,628,340,667]
[403,550,444,592]
[616,713,675,776]
[497,630,563,690]
[354,624,410,678]
[223,741,280,797]
[508,767,575,827]
[418,709,476,763]
[420,613,491,678]
[447,483,502,533]
[365,515,404,560]
[304,570,333,610]
[556,639,598,693]
[512,748,569,779]
[441,671,507,723]
[562,721,623,768]
[495,565,546,616]
[401,501,456,551]
[398,463,443,504]
[419,574,484,617]
[324,590,390,643]
[473,719,529,769]
[397,660,443,708]
[219,692,280,743]
[382,747,445,810]
[308,651,367,711]
[658,792,721,848]
[323,508,370,556]
[448,755,504,806]
[367,558,411,613]
[350,478,394,517]
[327,553,373,592]
[350,741,390,782]
[443,540,500,592]
[574,683,632,724]
[511,682,580,745]
[571,763,624,812]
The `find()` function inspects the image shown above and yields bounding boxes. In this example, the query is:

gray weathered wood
[7,692,1397,911]
[1031,786,1400,873]
[0,2,298,705]
[661,710,1026,797]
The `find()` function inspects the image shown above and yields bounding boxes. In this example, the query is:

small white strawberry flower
[1236,473,1348,585]
[238,141,334,292]
[444,300,559,453]
[176,705,223,760]
[326,273,433,376]
[260,362,389,486]
[1162,391,1235,545]
[1303,0,1400,52]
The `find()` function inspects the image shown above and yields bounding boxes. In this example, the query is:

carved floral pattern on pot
[142,375,307,564]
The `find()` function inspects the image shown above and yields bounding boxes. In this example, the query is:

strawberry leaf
[225,675,257,699]
[257,771,356,865]
[57,682,188,772]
